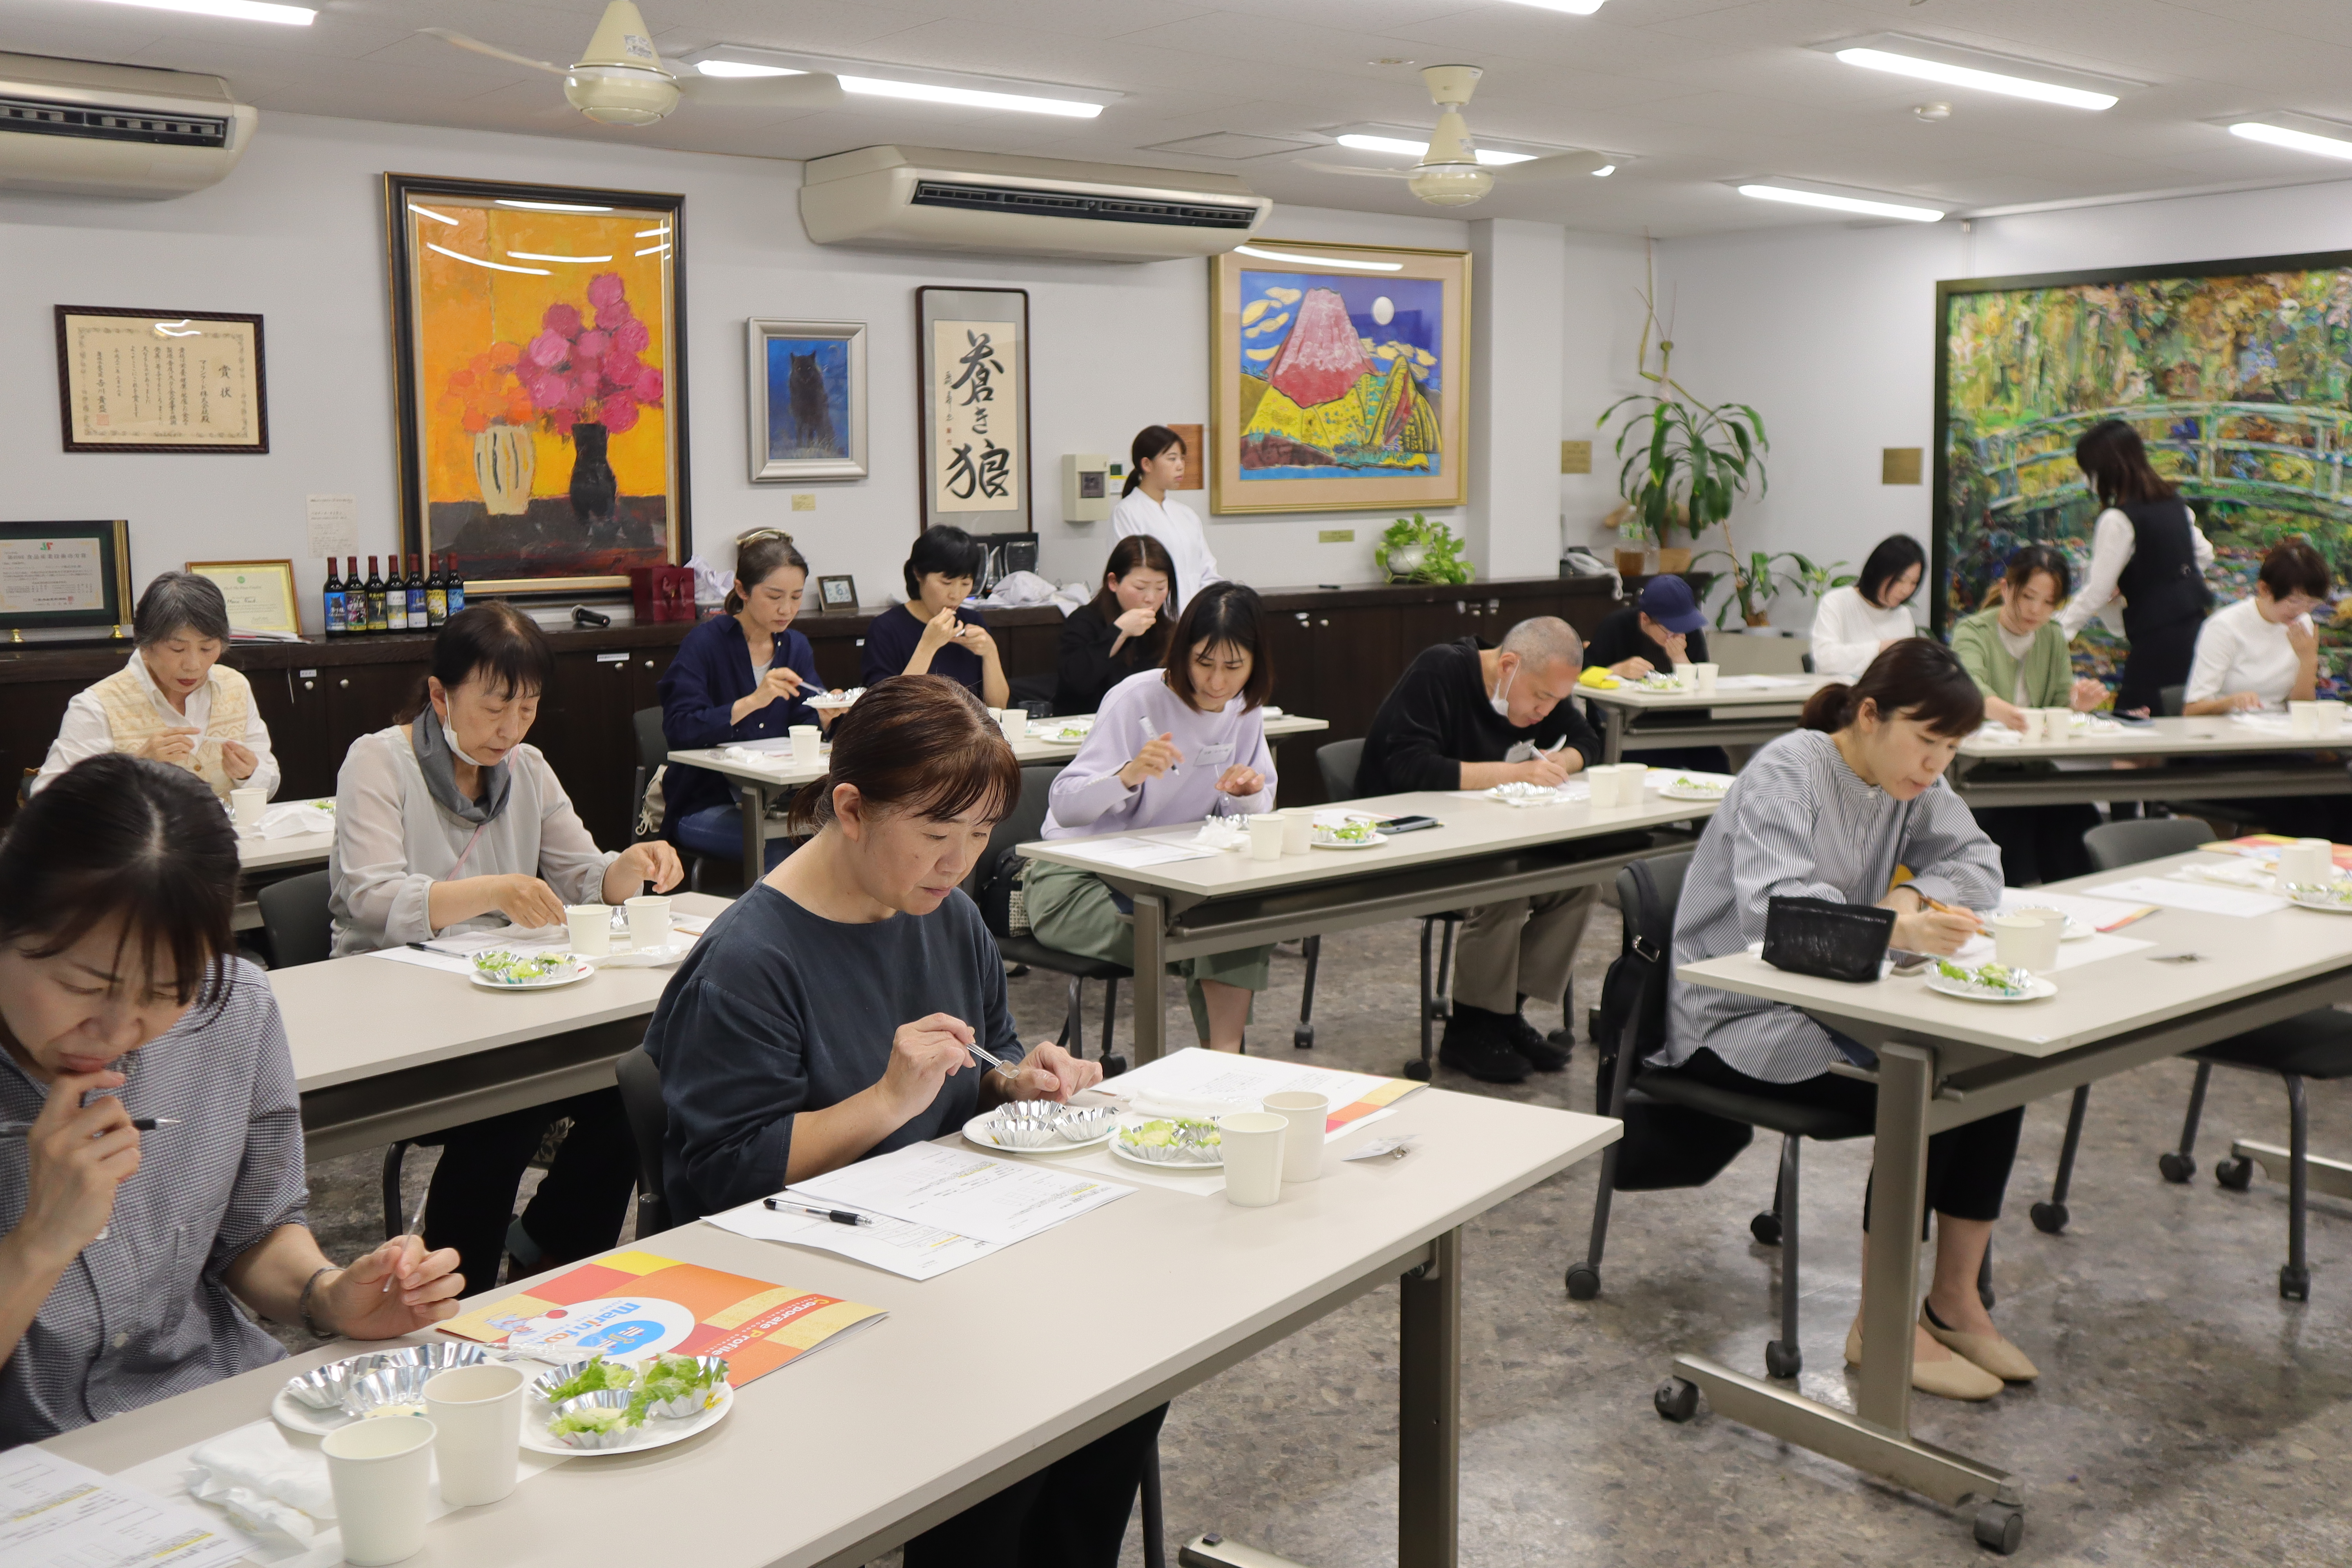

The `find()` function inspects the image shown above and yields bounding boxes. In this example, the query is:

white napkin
[1191,817,1250,851]
[256,802,336,839]
[187,1421,336,1548]
[1971,724,2023,746]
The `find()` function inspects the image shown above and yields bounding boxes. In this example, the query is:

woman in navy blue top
[658,530,826,867]
[859,524,1009,706]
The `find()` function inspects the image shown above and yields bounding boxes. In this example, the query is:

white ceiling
[6,0,2352,235]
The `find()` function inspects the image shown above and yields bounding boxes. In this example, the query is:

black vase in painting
[568,421,619,534]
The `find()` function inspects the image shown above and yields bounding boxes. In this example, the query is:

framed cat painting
[747,318,867,482]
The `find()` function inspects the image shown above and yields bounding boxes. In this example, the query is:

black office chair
[258,869,334,969]
[1800,652,1815,675]
[634,706,725,893]
[1290,738,1467,1078]
[1006,673,1056,719]
[614,1046,671,1239]
[1570,851,1877,1378]
[976,764,1134,1075]
[2157,684,2186,717]
[2034,816,2350,1299]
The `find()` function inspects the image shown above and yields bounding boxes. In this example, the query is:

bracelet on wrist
[298,1265,339,1339]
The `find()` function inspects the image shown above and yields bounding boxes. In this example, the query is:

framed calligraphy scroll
[915,287,1030,535]
[55,307,267,453]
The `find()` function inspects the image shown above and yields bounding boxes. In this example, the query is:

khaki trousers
[1448,886,1598,1014]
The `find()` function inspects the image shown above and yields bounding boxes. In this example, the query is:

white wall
[0,111,1602,632]
[1641,176,2352,619]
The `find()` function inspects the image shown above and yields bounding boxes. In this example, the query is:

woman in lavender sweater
[1027,584,1277,1051]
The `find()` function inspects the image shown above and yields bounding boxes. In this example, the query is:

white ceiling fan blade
[419,29,567,75]
[677,72,845,111]
[1486,151,1617,184]
[1294,160,1417,180]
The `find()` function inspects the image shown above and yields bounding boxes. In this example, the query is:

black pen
[1,1116,179,1137]
[764,1197,873,1227]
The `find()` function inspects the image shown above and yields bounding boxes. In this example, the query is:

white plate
[1311,833,1388,851]
[467,958,596,991]
[523,1381,733,1457]
[1925,972,2057,1004]
[272,1386,354,1437]
[2287,888,2352,914]
[1660,783,1729,802]
[1109,1117,1225,1169]
[586,941,692,969]
[961,1112,1114,1152]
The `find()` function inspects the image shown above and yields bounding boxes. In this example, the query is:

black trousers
[1975,803,2099,886]
[2115,631,2196,718]
[421,1089,638,1292]
[1681,1049,2023,1228]
[903,1404,1168,1568]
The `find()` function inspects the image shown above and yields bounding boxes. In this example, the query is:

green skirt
[1024,857,1274,1044]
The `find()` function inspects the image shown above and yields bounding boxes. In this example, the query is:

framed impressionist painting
[1208,240,1468,515]
[916,286,1030,534]
[384,173,688,596]
[747,318,866,483]
[1935,249,2352,693]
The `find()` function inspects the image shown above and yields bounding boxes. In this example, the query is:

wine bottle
[405,554,428,630]
[322,559,345,637]
[346,559,361,634]
[365,555,388,633]
[385,552,410,632]
[445,554,466,617]
[425,554,448,627]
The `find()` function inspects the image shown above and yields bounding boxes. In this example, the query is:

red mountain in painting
[1265,287,1373,409]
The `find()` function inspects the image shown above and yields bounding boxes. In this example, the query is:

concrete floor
[288,906,2352,1566]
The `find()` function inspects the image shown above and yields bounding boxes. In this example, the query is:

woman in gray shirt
[1661,642,2035,1403]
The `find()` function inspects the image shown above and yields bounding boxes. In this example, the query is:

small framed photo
[185,559,299,636]
[56,307,268,454]
[747,318,867,482]
[816,574,858,612]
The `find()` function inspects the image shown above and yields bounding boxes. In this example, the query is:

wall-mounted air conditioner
[800,145,1271,263]
[0,52,256,199]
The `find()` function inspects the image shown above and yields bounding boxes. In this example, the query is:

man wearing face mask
[1357,618,1602,1083]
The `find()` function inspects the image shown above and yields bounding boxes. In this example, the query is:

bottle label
[388,598,408,631]
[408,590,428,624]
[325,591,345,633]
[427,588,448,623]
[448,587,465,615]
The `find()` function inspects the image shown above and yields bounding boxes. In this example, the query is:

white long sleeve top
[2184,598,2312,710]
[2059,506,2215,640]
[32,651,279,800]
[1808,586,1915,679]
[1110,492,1223,613]
[1044,671,1274,838]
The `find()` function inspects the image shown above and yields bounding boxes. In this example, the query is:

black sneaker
[1500,1011,1570,1073]
[1438,1008,1532,1083]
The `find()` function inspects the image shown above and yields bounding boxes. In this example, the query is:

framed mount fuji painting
[1208,240,1468,515]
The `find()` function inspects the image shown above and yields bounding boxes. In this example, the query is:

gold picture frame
[186,559,299,636]
[1209,240,1469,515]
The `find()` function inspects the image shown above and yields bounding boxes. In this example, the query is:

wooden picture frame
[185,559,299,635]
[916,286,1031,535]
[816,573,859,612]
[55,307,267,454]
[747,318,867,483]
[384,172,690,598]
[0,520,133,633]
[1207,240,1469,514]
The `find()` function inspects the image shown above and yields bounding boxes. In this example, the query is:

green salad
[1319,818,1376,843]
[2289,878,2352,906]
[473,949,572,984]
[1935,959,2030,995]
[1671,775,1727,795]
[1121,1117,1221,1148]
[548,1406,636,1438]
[541,1355,633,1403]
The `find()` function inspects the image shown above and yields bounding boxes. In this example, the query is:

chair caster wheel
[2029,1201,2069,1234]
[1749,1212,1782,1247]
[1653,1377,1700,1423]
[1564,1263,1600,1301]
[1764,1339,1801,1379]
[1973,1501,2024,1555]
[1292,1025,1314,1050]
[2216,1156,2254,1191]
[1402,1059,1432,1082]
[2158,1151,2196,1184]
[2281,1264,2311,1302]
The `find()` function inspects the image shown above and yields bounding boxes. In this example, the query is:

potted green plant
[1376,513,1474,585]
[1693,550,1850,629]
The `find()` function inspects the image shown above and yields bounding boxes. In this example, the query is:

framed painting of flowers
[384,173,689,595]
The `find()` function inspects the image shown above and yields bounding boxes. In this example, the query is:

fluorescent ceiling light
[840,76,1101,118]
[76,0,313,23]
[507,250,613,263]
[497,199,612,213]
[1334,132,1532,166]
[1738,183,1944,222]
[426,243,550,276]
[1233,244,1402,272]
[2230,121,2352,162]
[1834,46,2116,111]
[695,61,806,78]
[407,203,459,227]
[1494,0,1606,12]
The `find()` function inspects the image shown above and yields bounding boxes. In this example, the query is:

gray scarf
[412,702,511,825]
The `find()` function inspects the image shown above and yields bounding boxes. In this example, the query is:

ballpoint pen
[763,1198,874,1227]
[0,1116,177,1136]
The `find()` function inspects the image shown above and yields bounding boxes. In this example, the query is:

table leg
[1602,706,1624,766]
[1132,891,1167,1066]
[740,781,768,888]
[1857,1041,1932,1431]
[1399,1226,1461,1568]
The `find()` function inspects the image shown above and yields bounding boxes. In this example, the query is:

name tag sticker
[1193,743,1236,768]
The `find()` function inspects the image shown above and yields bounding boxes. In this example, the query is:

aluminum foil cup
[289,1342,490,1413]
[1054,1106,1116,1142]
[529,1358,634,1405]
[341,1365,440,1421]
[548,1389,642,1450]
[989,1113,1061,1149]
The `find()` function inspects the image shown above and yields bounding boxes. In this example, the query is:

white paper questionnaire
[2082,877,2288,918]
[0,1446,250,1568]
[1034,836,1215,870]
[1100,1046,1423,1126]
[788,1142,1134,1246]
[703,1199,998,1281]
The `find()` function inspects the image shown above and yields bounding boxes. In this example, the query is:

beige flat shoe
[1920,1305,2040,1382]
[1844,1321,2005,1402]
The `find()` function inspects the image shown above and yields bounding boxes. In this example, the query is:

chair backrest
[257,869,334,969]
[632,706,668,769]
[2083,815,2212,873]
[1316,737,1365,803]
[1800,652,1815,674]
[614,1046,671,1236]
[971,764,1063,935]
[1594,851,1694,1089]
[2157,684,2186,717]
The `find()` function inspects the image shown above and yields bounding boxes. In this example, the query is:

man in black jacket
[1357,617,1602,1083]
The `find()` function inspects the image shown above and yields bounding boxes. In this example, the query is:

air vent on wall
[907,179,1263,229]
[0,94,232,148]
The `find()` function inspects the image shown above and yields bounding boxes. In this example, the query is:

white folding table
[1949,714,2352,808]
[1579,676,1829,765]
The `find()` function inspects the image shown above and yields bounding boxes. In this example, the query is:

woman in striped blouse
[1659,641,2036,1403]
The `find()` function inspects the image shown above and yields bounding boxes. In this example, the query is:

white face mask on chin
[1490,661,1516,720]
[434,699,493,768]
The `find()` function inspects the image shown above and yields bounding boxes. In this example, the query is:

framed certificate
[54,307,269,454]
[0,520,132,633]
[186,559,299,636]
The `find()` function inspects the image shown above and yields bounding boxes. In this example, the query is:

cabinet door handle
[1455,601,1468,613]
[1294,612,1310,625]
[1317,618,1329,628]
[302,680,315,691]
[643,660,655,669]
[339,679,350,689]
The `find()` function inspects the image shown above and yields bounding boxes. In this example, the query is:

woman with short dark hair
[2061,419,2215,715]
[1029,583,1278,1051]
[1662,641,2031,1403]
[859,524,1009,706]
[33,571,278,801]
[2184,538,2331,715]
[1808,535,1923,678]
[0,755,463,1447]
[1056,534,1175,715]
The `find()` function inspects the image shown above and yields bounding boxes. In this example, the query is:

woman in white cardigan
[1810,535,1924,678]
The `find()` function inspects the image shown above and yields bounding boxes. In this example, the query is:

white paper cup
[1262,1091,1328,1183]
[624,895,672,953]
[1586,765,1622,809]
[1218,1112,1286,1207]
[1991,912,2060,975]
[1691,662,1719,695]
[2029,708,2066,742]
[998,708,1027,742]
[564,905,611,957]
[985,707,1002,725]
[2289,701,2321,738]
[323,1414,436,1565]
[2278,837,2335,887]
[1671,663,1699,691]
[2316,700,2346,739]
[424,1364,524,1508]
[1619,763,1651,799]
[1246,815,1283,861]
[789,723,822,764]
[1280,810,1314,856]
[230,786,266,826]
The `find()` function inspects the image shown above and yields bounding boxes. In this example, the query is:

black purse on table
[1761,896,1893,983]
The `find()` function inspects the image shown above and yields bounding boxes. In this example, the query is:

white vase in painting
[473,425,535,515]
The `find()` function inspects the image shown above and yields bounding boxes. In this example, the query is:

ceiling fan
[1299,64,1612,207]
[422,1,843,127]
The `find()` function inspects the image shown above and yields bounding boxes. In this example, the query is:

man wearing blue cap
[1582,576,1730,773]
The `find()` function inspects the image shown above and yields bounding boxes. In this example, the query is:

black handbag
[1761,896,1893,983]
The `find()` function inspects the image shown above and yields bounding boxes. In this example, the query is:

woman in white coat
[1110,425,1223,614]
